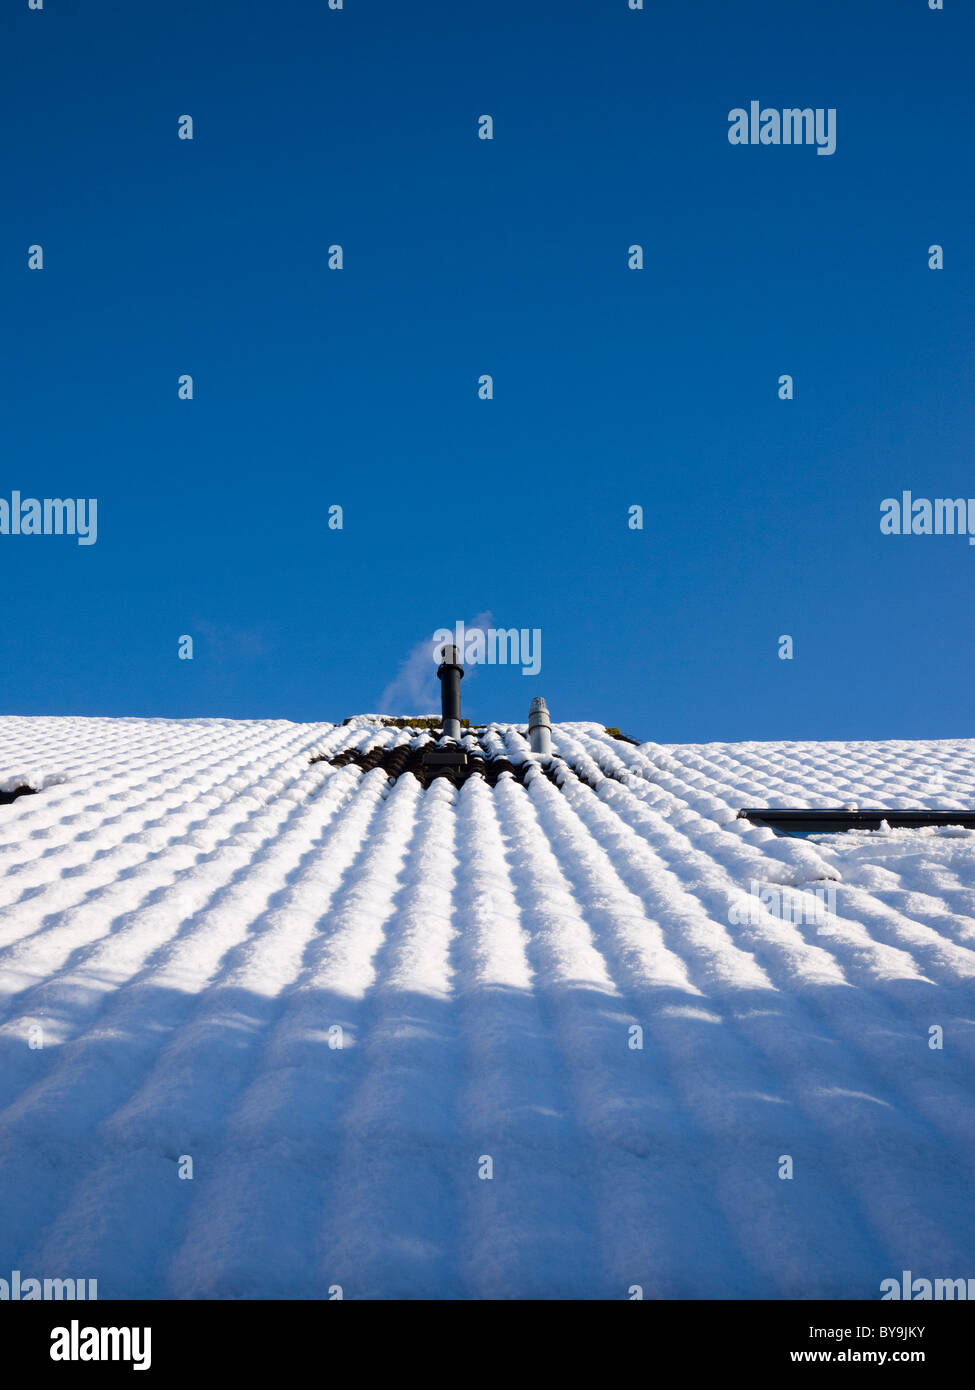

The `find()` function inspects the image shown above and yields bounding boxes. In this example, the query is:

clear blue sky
[2,0,972,743]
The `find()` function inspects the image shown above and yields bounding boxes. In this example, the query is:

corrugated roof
[1,714,974,1298]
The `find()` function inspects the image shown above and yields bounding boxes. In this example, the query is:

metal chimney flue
[528,696,552,756]
[437,644,464,739]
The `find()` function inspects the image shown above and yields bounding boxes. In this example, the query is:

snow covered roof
[2,713,974,1299]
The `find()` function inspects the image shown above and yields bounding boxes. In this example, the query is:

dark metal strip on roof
[739,808,975,833]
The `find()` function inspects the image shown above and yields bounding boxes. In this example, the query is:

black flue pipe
[437,645,464,739]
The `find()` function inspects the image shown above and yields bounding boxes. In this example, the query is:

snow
[1,715,974,1298]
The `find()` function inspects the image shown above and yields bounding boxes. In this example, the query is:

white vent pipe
[528,697,551,756]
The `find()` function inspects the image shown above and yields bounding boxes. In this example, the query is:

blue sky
[2,0,972,742]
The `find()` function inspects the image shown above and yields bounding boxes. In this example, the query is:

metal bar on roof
[738,808,975,832]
